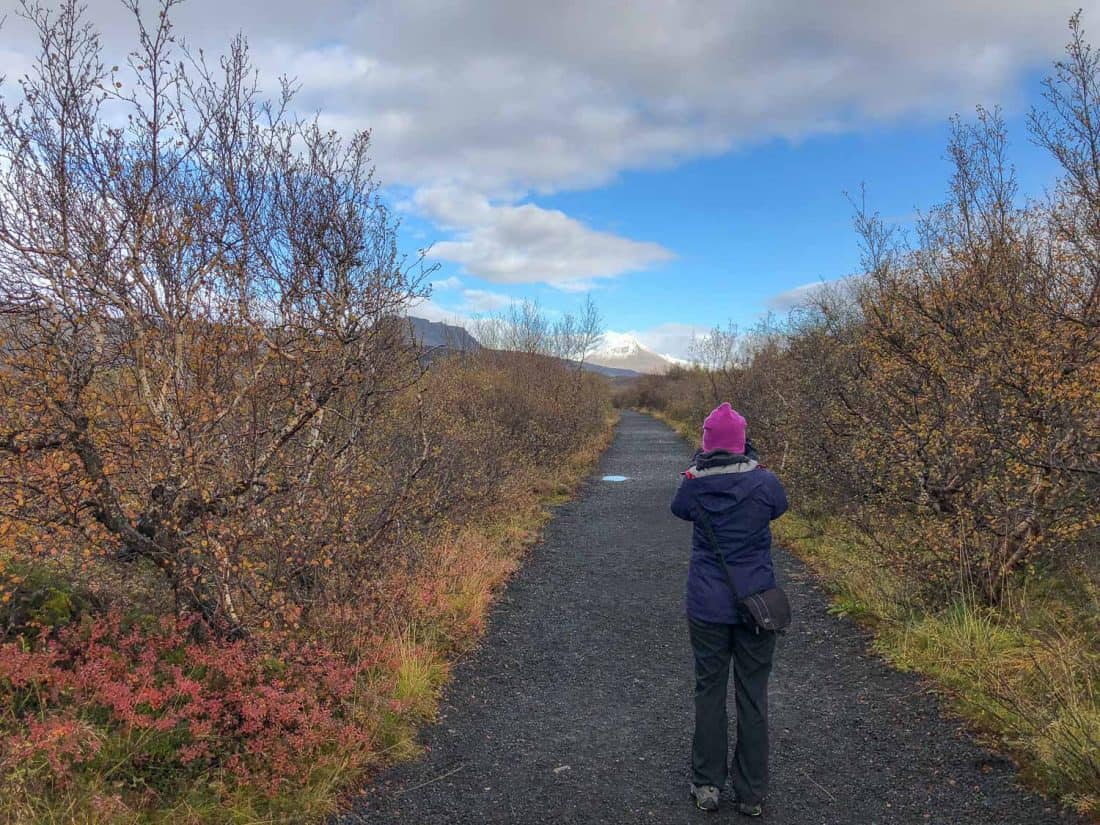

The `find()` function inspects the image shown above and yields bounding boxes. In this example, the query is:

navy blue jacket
[671,451,789,624]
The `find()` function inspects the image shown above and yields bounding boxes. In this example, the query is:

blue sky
[1,0,1090,358]
[406,82,1064,357]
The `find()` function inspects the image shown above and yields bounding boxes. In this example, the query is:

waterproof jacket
[671,450,789,625]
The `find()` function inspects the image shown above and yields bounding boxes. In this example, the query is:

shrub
[0,7,614,819]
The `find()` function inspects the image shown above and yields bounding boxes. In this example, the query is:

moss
[1,558,95,635]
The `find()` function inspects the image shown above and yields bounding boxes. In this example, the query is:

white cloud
[406,297,472,327]
[431,276,463,290]
[458,288,515,313]
[408,287,515,325]
[766,276,865,313]
[0,46,33,81]
[414,187,673,286]
[3,0,1093,288]
[225,0,1091,196]
[766,281,830,313]
[6,3,1089,197]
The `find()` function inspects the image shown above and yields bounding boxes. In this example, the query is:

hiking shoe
[734,800,763,817]
[689,784,720,812]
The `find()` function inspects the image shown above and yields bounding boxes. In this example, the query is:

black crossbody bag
[697,509,791,633]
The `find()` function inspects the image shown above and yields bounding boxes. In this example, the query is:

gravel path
[337,411,1078,825]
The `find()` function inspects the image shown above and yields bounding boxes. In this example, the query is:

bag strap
[695,508,742,600]
[697,509,768,633]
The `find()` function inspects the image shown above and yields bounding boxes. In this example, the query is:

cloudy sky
[0,0,1092,357]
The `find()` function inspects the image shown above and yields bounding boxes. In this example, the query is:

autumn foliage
[621,18,1100,607]
[0,2,613,820]
[617,17,1100,811]
[0,344,611,819]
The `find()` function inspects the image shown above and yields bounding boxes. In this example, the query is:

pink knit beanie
[702,402,747,454]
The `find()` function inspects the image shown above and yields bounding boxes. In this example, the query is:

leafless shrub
[0,0,432,633]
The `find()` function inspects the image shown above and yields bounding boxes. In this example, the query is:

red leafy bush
[0,612,374,800]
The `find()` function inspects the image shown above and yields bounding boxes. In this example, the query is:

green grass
[777,512,1100,818]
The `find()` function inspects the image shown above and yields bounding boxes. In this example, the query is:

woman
[671,402,788,816]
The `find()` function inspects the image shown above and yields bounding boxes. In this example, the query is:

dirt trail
[337,411,1078,824]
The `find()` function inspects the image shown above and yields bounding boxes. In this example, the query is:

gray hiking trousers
[688,616,776,805]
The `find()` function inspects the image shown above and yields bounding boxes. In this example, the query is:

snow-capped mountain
[588,332,687,375]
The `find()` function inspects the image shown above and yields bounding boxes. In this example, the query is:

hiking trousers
[688,616,776,805]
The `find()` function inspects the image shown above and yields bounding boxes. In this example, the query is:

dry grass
[641,407,697,446]
[776,513,1100,818]
[336,407,620,799]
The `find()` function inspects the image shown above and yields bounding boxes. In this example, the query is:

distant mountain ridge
[406,317,481,352]
[579,361,641,378]
[404,317,650,378]
[587,332,686,375]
